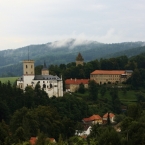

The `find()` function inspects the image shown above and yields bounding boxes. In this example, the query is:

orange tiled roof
[83,114,102,122]
[30,137,37,145]
[103,113,115,118]
[91,70,125,75]
[65,79,89,85]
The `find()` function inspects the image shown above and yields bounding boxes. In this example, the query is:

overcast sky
[0,0,145,50]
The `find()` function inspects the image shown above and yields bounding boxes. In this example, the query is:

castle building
[90,70,133,84]
[76,53,84,66]
[17,60,63,97]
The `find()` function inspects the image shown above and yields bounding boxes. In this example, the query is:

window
[26,72,28,74]
[50,83,53,88]
[31,65,33,68]
[26,65,27,68]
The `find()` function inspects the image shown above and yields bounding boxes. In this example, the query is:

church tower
[41,61,49,75]
[23,60,34,75]
[23,60,35,89]
[76,52,84,66]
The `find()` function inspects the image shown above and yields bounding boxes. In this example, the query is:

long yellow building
[90,70,133,84]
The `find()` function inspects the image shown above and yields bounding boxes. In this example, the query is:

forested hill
[0,39,145,76]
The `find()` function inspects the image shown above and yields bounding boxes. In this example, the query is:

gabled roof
[91,70,125,75]
[83,114,102,122]
[125,70,133,73]
[103,113,115,118]
[34,75,61,80]
[65,79,89,85]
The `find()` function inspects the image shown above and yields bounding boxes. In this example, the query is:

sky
[0,0,145,50]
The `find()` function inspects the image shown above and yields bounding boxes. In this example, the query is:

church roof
[34,75,61,80]
[65,79,89,85]
[76,53,84,61]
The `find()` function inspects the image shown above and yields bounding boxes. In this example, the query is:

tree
[131,69,142,88]
[127,104,142,120]
[78,83,85,94]
[98,127,121,145]
[88,80,98,101]
[100,86,106,96]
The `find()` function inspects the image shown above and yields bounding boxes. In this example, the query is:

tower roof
[76,53,84,61]
[42,61,48,70]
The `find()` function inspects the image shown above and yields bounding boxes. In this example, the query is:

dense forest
[0,53,145,144]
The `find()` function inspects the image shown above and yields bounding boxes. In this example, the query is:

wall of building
[90,74,129,84]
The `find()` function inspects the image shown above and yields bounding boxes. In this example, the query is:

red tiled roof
[65,79,89,85]
[30,137,37,145]
[83,114,102,122]
[103,113,115,118]
[91,70,125,75]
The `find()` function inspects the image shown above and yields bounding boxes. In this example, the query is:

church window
[26,65,27,68]
[50,83,53,88]
[43,84,46,88]
[31,65,33,68]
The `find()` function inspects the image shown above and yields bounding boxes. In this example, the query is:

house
[75,126,92,136]
[65,78,89,92]
[17,60,63,97]
[82,114,103,125]
[90,70,133,84]
[30,137,37,145]
[46,138,56,143]
[103,113,115,124]
[30,137,56,145]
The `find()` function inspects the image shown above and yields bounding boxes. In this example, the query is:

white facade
[17,60,63,97]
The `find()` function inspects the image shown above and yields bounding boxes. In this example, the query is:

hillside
[0,39,145,76]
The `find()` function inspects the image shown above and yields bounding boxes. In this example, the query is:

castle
[17,60,63,97]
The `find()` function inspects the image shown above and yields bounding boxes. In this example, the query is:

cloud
[0,0,145,50]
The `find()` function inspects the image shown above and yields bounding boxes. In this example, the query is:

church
[17,60,63,97]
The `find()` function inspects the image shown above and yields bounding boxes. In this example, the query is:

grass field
[72,89,138,106]
[0,77,18,84]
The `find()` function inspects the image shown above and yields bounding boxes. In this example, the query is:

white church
[17,60,63,97]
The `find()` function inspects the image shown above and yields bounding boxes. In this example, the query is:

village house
[82,114,103,125]
[65,78,89,92]
[90,70,133,84]
[102,113,115,124]
[17,60,63,97]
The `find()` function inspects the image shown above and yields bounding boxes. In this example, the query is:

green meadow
[0,77,18,84]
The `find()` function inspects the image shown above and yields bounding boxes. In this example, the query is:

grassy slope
[0,77,18,84]
[68,89,139,116]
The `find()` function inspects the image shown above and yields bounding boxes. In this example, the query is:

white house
[17,60,63,97]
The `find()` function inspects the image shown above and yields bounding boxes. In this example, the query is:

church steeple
[76,53,84,66]
[41,61,49,75]
[43,61,47,69]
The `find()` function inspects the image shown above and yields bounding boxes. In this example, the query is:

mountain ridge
[0,39,145,76]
